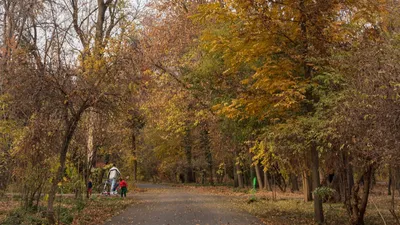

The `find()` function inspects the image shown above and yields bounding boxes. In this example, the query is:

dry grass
[180,183,400,225]
[72,196,136,225]
[0,194,136,225]
[0,195,20,223]
[2,183,400,225]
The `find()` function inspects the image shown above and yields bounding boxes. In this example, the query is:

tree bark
[87,111,95,167]
[86,111,95,198]
[346,155,355,192]
[132,124,137,182]
[264,170,272,191]
[233,160,238,187]
[350,165,374,225]
[183,126,194,183]
[341,151,354,207]
[395,168,400,194]
[200,123,213,185]
[389,166,392,195]
[389,167,400,224]
[237,163,244,188]
[299,0,323,219]
[47,116,81,224]
[95,0,107,56]
[249,163,254,188]
[263,170,268,190]
[290,173,299,192]
[298,0,314,204]
[244,167,249,188]
[311,142,324,224]
[254,163,263,189]
[234,150,244,188]
[303,171,313,202]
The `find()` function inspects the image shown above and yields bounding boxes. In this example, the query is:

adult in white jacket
[108,164,121,195]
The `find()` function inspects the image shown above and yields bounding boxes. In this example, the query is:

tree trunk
[350,165,374,225]
[235,151,244,188]
[234,160,238,187]
[389,167,400,224]
[183,126,194,183]
[244,167,249,188]
[263,170,268,190]
[311,143,324,224]
[254,163,263,189]
[200,122,213,185]
[290,173,299,192]
[347,158,354,190]
[264,170,272,191]
[389,166,392,195]
[272,164,286,192]
[132,125,137,182]
[87,111,95,167]
[86,111,95,198]
[94,0,107,56]
[36,184,43,210]
[236,164,244,188]
[303,171,312,202]
[395,168,400,194]
[47,117,80,224]
[272,173,277,200]
[249,163,254,188]
[342,151,354,207]
[328,171,342,202]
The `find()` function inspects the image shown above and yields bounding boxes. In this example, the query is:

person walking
[107,164,121,195]
[119,178,128,198]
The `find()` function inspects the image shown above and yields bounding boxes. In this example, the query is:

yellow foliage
[194,0,382,121]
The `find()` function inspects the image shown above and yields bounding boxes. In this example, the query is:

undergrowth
[1,196,135,225]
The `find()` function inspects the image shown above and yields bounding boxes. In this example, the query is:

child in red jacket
[119,178,127,198]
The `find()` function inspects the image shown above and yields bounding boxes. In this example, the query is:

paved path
[104,184,263,225]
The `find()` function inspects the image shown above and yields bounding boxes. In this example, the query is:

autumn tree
[0,0,140,223]
[190,0,389,223]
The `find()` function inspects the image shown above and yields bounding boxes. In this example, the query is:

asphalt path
[104,183,263,225]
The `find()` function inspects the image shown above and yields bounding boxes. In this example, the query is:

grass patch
[234,195,400,225]
[188,184,400,225]
[72,196,135,225]
[234,198,317,225]
[0,195,19,224]
[1,195,135,225]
